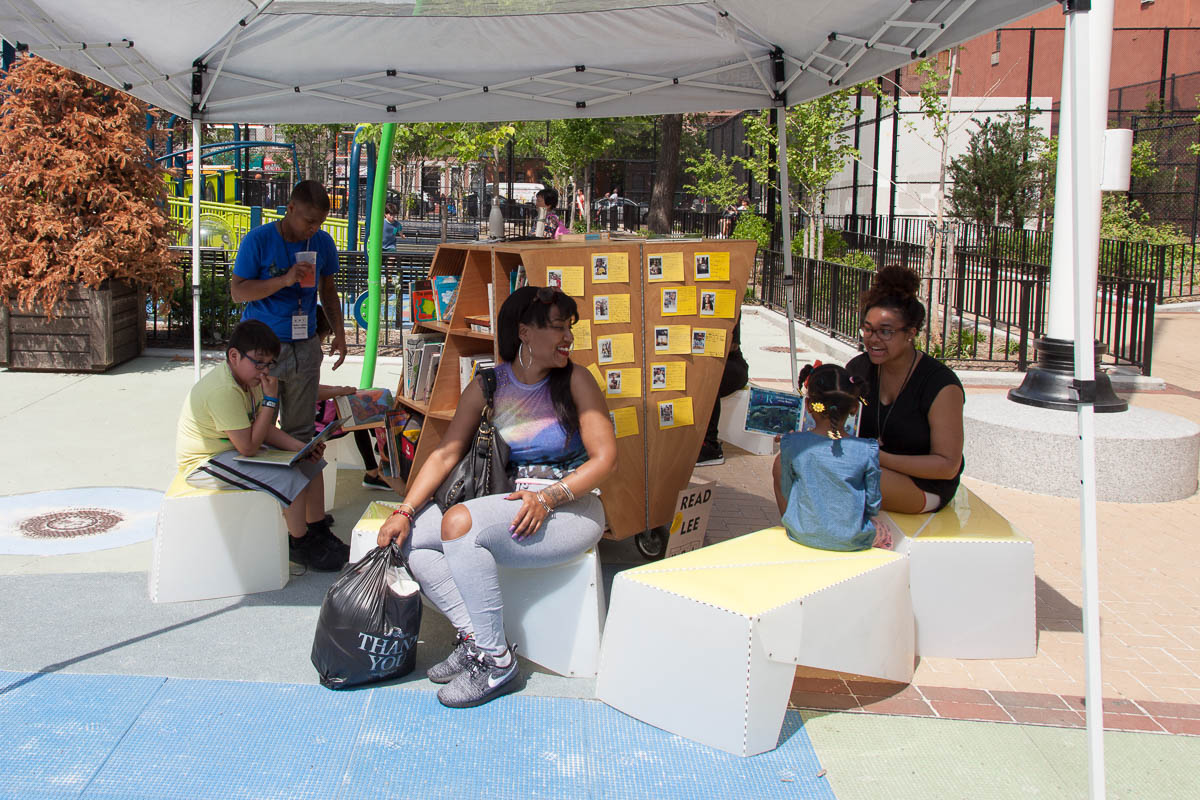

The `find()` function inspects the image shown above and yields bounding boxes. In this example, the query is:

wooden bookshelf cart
[394,239,755,546]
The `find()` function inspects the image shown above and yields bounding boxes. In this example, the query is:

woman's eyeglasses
[239,351,277,372]
[859,323,900,342]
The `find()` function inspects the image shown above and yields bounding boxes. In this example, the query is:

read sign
[666,480,713,558]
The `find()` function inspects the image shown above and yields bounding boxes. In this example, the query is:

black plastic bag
[311,543,422,690]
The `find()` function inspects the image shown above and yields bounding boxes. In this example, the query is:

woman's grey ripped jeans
[402,493,604,655]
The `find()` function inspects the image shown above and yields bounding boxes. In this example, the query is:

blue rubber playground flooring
[0,670,834,800]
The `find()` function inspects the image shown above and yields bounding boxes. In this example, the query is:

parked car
[593,196,648,225]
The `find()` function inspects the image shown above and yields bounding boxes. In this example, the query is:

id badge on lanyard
[292,297,308,340]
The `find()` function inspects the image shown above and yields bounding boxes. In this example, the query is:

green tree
[948,115,1047,228]
[276,123,342,185]
[529,118,614,227]
[682,150,743,209]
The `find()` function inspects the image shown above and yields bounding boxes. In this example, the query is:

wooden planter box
[0,280,146,372]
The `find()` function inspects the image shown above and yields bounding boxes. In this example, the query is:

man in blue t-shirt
[231,180,347,443]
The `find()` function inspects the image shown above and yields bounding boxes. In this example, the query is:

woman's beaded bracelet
[390,507,413,521]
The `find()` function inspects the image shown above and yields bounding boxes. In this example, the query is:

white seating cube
[150,472,288,603]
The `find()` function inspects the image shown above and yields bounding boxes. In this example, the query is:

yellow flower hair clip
[809,401,826,414]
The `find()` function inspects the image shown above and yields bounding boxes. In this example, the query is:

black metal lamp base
[1007,337,1128,412]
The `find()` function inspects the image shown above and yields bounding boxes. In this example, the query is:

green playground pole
[360,123,396,389]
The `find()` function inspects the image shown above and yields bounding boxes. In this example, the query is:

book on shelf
[410,280,436,324]
[464,314,492,333]
[412,340,444,404]
[334,387,393,429]
[402,332,444,399]
[382,408,422,481]
[486,282,495,329]
[509,263,527,293]
[432,275,460,321]
[458,354,496,393]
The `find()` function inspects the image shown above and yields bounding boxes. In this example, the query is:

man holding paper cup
[231,180,346,446]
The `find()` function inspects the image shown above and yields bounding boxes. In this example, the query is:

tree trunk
[647,114,683,235]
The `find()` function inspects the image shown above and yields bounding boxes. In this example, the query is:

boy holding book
[175,320,347,571]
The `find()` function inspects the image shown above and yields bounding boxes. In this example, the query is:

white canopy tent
[6,3,1119,794]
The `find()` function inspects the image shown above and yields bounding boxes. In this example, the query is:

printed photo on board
[659,401,675,428]
[594,296,610,321]
[691,330,707,354]
[654,327,670,352]
[598,338,614,363]
[546,269,563,290]
[607,370,622,394]
[662,289,678,314]
[700,291,716,315]
[651,365,667,389]
[592,256,608,279]
[695,254,711,279]
[648,255,663,278]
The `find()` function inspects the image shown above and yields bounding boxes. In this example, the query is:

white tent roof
[1,0,1051,122]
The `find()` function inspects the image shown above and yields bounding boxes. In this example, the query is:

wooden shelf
[393,239,755,541]
[394,394,430,415]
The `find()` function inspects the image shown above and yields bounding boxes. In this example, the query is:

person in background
[575,188,586,221]
[534,187,567,239]
[176,320,345,571]
[771,363,896,551]
[696,320,748,467]
[381,202,403,251]
[376,286,616,709]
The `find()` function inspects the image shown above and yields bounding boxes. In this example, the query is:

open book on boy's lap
[233,418,342,467]
[335,388,393,430]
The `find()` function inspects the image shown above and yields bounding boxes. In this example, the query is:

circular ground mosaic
[19,508,125,539]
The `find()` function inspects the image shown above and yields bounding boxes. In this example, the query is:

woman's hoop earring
[518,342,532,368]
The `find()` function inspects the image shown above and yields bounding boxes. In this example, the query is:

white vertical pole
[191,120,202,382]
[777,108,798,392]
[1064,2,1112,798]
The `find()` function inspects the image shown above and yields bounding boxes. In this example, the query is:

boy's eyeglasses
[239,351,277,372]
[859,324,899,342]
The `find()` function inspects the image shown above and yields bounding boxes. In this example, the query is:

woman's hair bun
[871,265,920,300]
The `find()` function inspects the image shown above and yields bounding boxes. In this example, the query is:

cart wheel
[634,526,670,561]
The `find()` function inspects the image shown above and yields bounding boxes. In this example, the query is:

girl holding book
[771,363,896,551]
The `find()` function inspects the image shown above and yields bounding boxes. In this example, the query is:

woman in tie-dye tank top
[377,285,616,709]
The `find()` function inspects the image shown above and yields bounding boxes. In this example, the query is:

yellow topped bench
[596,527,913,757]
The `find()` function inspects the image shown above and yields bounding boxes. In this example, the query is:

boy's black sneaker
[306,519,350,561]
[436,647,520,708]
[289,530,345,572]
[695,442,724,467]
[362,473,391,491]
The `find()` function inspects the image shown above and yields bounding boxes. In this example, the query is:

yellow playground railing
[168,198,350,251]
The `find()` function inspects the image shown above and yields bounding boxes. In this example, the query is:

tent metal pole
[1064,1,1112,797]
[191,119,201,382]
[777,107,798,391]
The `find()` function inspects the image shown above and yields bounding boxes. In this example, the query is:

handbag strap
[477,368,498,423]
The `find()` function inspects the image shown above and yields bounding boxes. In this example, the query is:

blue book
[432,275,460,321]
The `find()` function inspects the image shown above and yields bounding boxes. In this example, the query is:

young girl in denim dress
[771,363,896,551]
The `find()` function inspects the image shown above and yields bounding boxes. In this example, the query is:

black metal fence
[755,247,1156,374]
[150,247,435,348]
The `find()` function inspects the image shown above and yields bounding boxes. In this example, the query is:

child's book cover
[432,275,460,321]
[745,386,862,437]
[410,280,436,323]
[334,388,393,429]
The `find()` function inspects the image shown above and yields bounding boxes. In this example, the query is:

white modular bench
[350,501,605,678]
[150,471,288,603]
[596,528,914,756]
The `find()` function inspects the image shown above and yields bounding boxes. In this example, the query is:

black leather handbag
[433,369,513,512]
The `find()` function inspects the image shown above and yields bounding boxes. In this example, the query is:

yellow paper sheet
[591,252,629,283]
[593,293,631,324]
[691,327,728,356]
[656,396,695,429]
[694,251,731,281]
[660,286,697,316]
[596,332,636,365]
[571,319,592,351]
[586,363,605,388]
[604,368,642,399]
[649,361,687,391]
[609,406,640,439]
[652,324,692,355]
[547,266,586,297]
[699,288,738,319]
[647,251,685,283]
